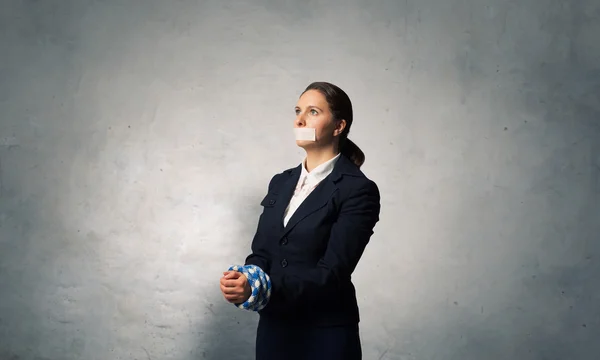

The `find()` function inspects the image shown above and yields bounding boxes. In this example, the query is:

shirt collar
[300,153,341,184]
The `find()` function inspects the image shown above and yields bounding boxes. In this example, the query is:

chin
[296,140,317,149]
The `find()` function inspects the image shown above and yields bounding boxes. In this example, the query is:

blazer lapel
[271,166,301,231]
[282,178,338,235]
[273,155,361,237]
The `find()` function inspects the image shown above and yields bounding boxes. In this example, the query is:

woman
[219,81,381,360]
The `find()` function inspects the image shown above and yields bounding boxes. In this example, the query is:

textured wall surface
[1,1,599,359]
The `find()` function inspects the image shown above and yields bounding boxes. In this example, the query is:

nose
[295,112,305,127]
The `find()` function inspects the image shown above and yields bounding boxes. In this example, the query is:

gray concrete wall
[1,1,599,359]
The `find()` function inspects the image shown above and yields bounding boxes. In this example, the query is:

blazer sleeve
[243,174,280,273]
[269,178,381,309]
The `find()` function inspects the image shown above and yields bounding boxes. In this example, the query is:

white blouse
[282,153,341,227]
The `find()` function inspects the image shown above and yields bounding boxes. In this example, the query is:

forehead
[296,89,329,109]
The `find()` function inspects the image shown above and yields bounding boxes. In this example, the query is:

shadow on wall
[435,250,600,360]
[366,3,600,359]
[436,6,600,360]
[194,192,266,360]
[0,152,26,360]
[457,98,599,359]
[0,150,69,360]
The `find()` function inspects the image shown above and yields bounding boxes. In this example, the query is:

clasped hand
[220,270,252,304]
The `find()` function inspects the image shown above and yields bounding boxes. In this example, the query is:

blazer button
[280,237,288,245]
[281,259,288,268]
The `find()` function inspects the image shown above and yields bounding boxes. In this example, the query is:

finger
[220,276,235,286]
[225,294,240,302]
[221,283,242,295]
[237,273,249,285]
[223,293,241,303]
[222,292,238,303]
[220,283,234,294]
[221,278,241,287]
[223,271,240,280]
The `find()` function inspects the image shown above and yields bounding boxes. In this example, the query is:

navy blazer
[244,154,381,326]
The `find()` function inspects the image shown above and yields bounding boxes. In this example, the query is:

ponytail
[340,137,365,168]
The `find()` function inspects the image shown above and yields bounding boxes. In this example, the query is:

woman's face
[294,89,345,149]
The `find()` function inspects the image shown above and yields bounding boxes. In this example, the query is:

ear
[334,119,347,137]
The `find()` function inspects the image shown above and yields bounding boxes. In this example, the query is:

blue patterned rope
[227,264,272,311]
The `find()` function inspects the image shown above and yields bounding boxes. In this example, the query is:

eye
[310,109,318,115]
[295,109,300,115]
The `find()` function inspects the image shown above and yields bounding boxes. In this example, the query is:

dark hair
[302,81,365,168]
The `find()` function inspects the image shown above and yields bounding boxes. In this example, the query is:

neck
[304,147,339,172]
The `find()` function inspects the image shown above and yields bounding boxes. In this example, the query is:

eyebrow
[295,105,323,111]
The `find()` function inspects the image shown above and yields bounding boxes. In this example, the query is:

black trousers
[255,316,362,360]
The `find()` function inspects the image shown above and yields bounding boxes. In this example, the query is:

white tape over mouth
[294,128,316,141]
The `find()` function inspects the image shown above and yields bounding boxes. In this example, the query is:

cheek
[309,117,330,132]
[316,121,335,138]
[312,124,327,139]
